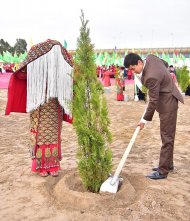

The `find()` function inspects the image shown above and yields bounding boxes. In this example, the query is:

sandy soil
[0,84,189,221]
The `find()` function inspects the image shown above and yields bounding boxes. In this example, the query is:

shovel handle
[113,126,141,178]
[110,107,147,185]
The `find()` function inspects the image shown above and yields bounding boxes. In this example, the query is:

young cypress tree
[73,10,112,193]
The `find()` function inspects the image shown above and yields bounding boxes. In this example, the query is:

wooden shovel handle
[113,126,141,178]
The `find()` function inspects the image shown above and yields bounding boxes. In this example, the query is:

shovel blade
[99,177,119,193]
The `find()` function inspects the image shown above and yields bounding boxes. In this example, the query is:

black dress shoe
[146,171,167,180]
[152,166,174,172]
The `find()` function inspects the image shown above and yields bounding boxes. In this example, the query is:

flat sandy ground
[0,84,189,221]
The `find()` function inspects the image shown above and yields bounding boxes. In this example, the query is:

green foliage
[13,39,27,55]
[73,10,113,193]
[0,39,27,59]
[176,66,190,92]
[0,39,13,55]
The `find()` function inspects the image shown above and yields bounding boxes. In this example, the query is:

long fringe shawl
[27,45,73,117]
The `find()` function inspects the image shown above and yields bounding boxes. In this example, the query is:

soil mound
[53,170,137,211]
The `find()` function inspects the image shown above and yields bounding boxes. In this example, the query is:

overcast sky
[1,0,190,50]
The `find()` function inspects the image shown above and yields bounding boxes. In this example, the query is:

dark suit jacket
[141,55,184,121]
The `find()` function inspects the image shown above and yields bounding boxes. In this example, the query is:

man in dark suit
[124,53,184,179]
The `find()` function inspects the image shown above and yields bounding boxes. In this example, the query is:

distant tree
[73,10,113,193]
[0,39,13,55]
[13,39,27,55]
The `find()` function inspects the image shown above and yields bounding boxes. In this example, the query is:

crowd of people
[96,64,134,101]
[0,63,17,73]
[97,60,190,103]
[96,64,133,79]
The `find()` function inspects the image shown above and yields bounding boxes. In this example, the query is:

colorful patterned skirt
[116,82,124,101]
[30,98,63,173]
[117,94,124,101]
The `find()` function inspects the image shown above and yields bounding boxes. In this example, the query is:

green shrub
[176,66,190,92]
[73,11,113,193]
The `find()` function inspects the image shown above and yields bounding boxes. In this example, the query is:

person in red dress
[116,71,124,101]
[102,69,111,87]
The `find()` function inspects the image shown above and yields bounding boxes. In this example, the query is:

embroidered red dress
[30,98,63,173]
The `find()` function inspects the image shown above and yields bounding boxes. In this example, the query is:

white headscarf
[27,45,73,117]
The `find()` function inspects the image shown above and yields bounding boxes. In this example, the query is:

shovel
[100,110,146,193]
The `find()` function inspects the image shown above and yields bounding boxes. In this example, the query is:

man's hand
[138,121,145,130]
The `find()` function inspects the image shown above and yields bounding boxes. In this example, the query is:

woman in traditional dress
[116,71,124,101]
[102,69,111,87]
[5,39,73,177]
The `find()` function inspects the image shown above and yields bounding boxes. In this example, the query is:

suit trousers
[158,108,178,175]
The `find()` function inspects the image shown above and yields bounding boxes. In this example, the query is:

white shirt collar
[139,59,146,77]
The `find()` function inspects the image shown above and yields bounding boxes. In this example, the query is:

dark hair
[124,53,142,68]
